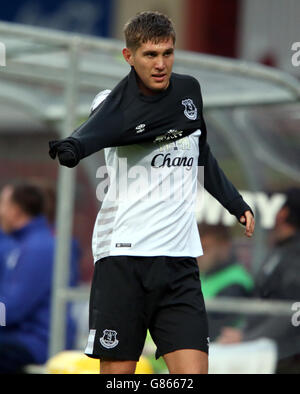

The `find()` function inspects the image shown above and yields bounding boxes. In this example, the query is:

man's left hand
[240,210,255,238]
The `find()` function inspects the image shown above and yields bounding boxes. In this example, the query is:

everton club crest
[182,99,198,120]
[100,329,119,349]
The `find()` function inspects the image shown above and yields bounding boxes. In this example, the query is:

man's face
[0,186,19,233]
[123,37,175,95]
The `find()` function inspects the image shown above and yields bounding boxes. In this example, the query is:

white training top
[91,90,203,262]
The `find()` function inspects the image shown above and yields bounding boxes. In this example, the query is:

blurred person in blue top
[0,228,16,280]
[0,182,79,373]
[32,179,81,290]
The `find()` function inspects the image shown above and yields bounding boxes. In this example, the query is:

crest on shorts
[100,329,119,349]
[182,99,197,120]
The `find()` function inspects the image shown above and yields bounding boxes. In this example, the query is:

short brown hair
[11,183,45,218]
[124,11,176,51]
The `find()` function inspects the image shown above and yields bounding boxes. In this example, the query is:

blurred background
[0,0,299,375]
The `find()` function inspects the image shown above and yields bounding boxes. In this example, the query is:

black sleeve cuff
[48,137,83,168]
[226,196,254,224]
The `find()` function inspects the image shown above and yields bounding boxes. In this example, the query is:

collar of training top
[129,66,173,103]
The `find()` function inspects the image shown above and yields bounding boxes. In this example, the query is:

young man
[49,12,254,374]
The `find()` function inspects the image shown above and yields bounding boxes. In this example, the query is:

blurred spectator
[0,183,78,373]
[0,229,16,280]
[218,188,300,374]
[197,224,254,341]
[35,179,82,349]
[32,179,81,286]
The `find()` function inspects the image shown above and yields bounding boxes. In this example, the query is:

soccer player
[50,11,255,374]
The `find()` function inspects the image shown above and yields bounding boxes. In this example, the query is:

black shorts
[85,255,209,362]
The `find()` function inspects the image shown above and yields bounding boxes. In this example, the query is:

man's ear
[122,47,134,66]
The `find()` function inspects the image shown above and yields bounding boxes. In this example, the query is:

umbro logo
[135,124,146,134]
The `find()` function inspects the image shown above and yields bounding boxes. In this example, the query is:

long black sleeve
[198,142,252,221]
[49,71,204,168]
[192,77,252,222]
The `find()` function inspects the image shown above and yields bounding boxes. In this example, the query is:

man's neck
[137,76,169,97]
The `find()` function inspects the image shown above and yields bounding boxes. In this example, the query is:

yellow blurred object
[46,351,154,374]
[135,356,154,374]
